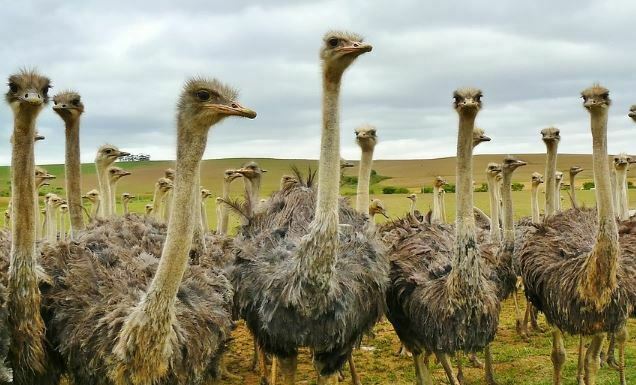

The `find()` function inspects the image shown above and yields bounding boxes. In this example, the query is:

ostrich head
[95,144,130,166]
[35,166,55,188]
[355,124,377,152]
[5,69,51,116]
[48,194,63,209]
[280,175,299,190]
[320,31,372,80]
[555,171,564,183]
[108,166,132,183]
[177,77,256,130]
[145,204,153,215]
[434,176,448,188]
[503,156,527,173]
[531,172,544,186]
[581,84,611,113]
[164,168,175,181]
[613,153,631,171]
[486,163,502,179]
[59,203,69,214]
[52,90,84,123]
[340,158,354,169]
[236,161,267,180]
[156,178,173,193]
[453,88,483,119]
[570,166,583,176]
[223,169,241,182]
[541,127,560,144]
[369,198,388,218]
[82,189,101,204]
[629,105,636,122]
[472,127,491,147]
[201,189,212,199]
[406,193,417,202]
[122,192,135,202]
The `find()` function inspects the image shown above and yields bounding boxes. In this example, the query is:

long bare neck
[555,178,562,211]
[440,191,446,223]
[201,199,208,230]
[162,190,173,223]
[218,179,232,235]
[9,107,47,375]
[409,200,416,216]
[501,170,515,247]
[580,108,619,309]
[95,161,111,217]
[451,111,481,280]
[152,187,164,220]
[355,146,375,213]
[611,169,619,214]
[615,167,628,220]
[243,177,261,216]
[544,142,558,217]
[110,179,119,215]
[432,186,441,223]
[570,173,579,209]
[531,183,540,224]
[64,117,84,234]
[298,73,341,287]
[91,200,100,219]
[123,200,129,215]
[487,176,501,243]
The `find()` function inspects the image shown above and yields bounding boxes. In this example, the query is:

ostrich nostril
[231,103,238,108]
[24,94,28,98]
[353,43,359,47]
[62,104,67,108]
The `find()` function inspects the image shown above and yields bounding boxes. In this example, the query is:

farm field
[3,155,636,384]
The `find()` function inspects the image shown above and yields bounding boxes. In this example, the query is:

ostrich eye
[72,99,80,106]
[475,94,482,102]
[196,90,211,101]
[328,37,339,47]
[8,83,18,93]
[42,85,50,97]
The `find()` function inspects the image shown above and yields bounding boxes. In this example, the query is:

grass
[2,155,636,384]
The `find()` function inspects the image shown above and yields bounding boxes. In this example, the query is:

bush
[382,186,410,194]
[341,169,390,187]
[421,186,433,194]
[474,183,488,192]
[629,181,635,190]
[511,182,525,191]
[443,184,455,193]
[583,181,595,190]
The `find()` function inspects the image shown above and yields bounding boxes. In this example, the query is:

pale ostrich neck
[218,179,233,235]
[243,176,261,216]
[531,183,540,224]
[110,179,120,215]
[555,178,562,211]
[611,169,618,214]
[432,186,442,223]
[451,111,481,281]
[163,191,173,223]
[570,173,579,209]
[65,118,84,234]
[355,145,375,213]
[409,199,416,216]
[487,175,501,243]
[123,200,130,215]
[544,142,558,217]
[201,199,209,230]
[298,74,341,287]
[95,161,112,217]
[91,200,100,219]
[615,167,628,220]
[582,108,619,308]
[440,190,447,223]
[152,186,166,219]
[501,169,515,248]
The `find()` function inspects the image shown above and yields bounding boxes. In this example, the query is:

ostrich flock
[0,30,636,385]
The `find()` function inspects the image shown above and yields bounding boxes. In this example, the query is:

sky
[1,0,635,165]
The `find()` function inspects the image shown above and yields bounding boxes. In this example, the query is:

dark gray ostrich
[232,31,386,385]
[41,77,256,385]
[386,88,500,385]
[519,85,634,385]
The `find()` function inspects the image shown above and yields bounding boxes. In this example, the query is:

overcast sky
[1,1,635,165]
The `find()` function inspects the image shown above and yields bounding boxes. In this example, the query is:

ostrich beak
[339,42,373,55]
[35,134,45,141]
[514,160,527,167]
[21,90,44,105]
[479,135,491,143]
[117,151,131,158]
[207,102,257,119]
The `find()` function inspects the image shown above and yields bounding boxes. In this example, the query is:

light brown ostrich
[486,163,502,243]
[217,169,241,235]
[407,193,417,216]
[52,90,85,236]
[46,195,63,242]
[569,166,583,209]
[519,85,633,385]
[613,154,631,220]
[58,203,69,241]
[121,193,135,216]
[151,177,173,221]
[200,188,213,231]
[235,161,267,217]
[144,203,153,216]
[42,77,256,385]
[354,124,377,214]
[542,127,560,217]
[530,172,544,224]
[369,198,388,220]
[35,167,55,239]
[432,176,448,224]
[5,69,58,384]
[82,189,101,222]
[95,145,130,218]
[108,166,132,215]
[554,171,564,211]
[386,88,500,385]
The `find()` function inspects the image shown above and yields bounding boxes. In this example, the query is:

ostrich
[82,189,101,222]
[217,169,241,235]
[369,198,388,220]
[542,127,560,217]
[35,167,55,239]
[486,163,502,243]
[41,193,55,239]
[4,69,59,384]
[407,194,417,216]
[555,171,564,211]
[629,105,636,122]
[519,85,633,385]
[46,195,63,242]
[235,161,267,217]
[569,166,583,209]
[121,193,135,216]
[200,188,213,231]
[354,124,377,214]
[386,88,499,385]
[108,167,132,215]
[52,90,85,236]
[613,154,631,220]
[95,145,130,218]
[232,31,382,385]
[431,176,448,224]
[530,172,544,225]
[42,76,256,385]
[151,178,173,221]
[144,203,153,216]
[58,203,69,241]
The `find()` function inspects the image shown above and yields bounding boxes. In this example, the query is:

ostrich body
[217,169,241,235]
[52,91,85,236]
[354,124,377,214]
[108,167,131,215]
[42,77,255,385]
[486,163,502,243]
[121,193,135,215]
[386,88,499,385]
[569,166,583,209]
[519,85,633,385]
[5,69,59,384]
[232,31,384,385]
[95,145,129,218]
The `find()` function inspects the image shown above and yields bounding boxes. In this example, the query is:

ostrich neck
[531,184,540,224]
[243,176,261,216]
[201,200,208,230]
[163,190,173,223]
[65,118,85,235]
[95,161,112,217]
[91,200,100,219]
[123,201,129,215]
[501,170,515,248]
[432,186,441,223]
[110,180,119,215]
[570,173,579,209]
[152,187,165,219]
[615,167,628,220]
[451,111,481,281]
[218,179,232,235]
[581,108,619,308]
[544,142,559,217]
[409,200,416,216]
[298,74,341,287]
[355,147,375,213]
[487,176,501,243]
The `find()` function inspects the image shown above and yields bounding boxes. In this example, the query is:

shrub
[474,183,488,192]
[421,186,433,194]
[382,186,410,194]
[629,181,635,190]
[511,182,525,191]
[583,181,595,190]
[443,184,455,193]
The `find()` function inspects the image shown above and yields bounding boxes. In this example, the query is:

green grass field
[3,155,636,384]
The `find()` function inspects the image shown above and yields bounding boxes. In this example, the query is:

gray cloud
[1,0,635,166]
